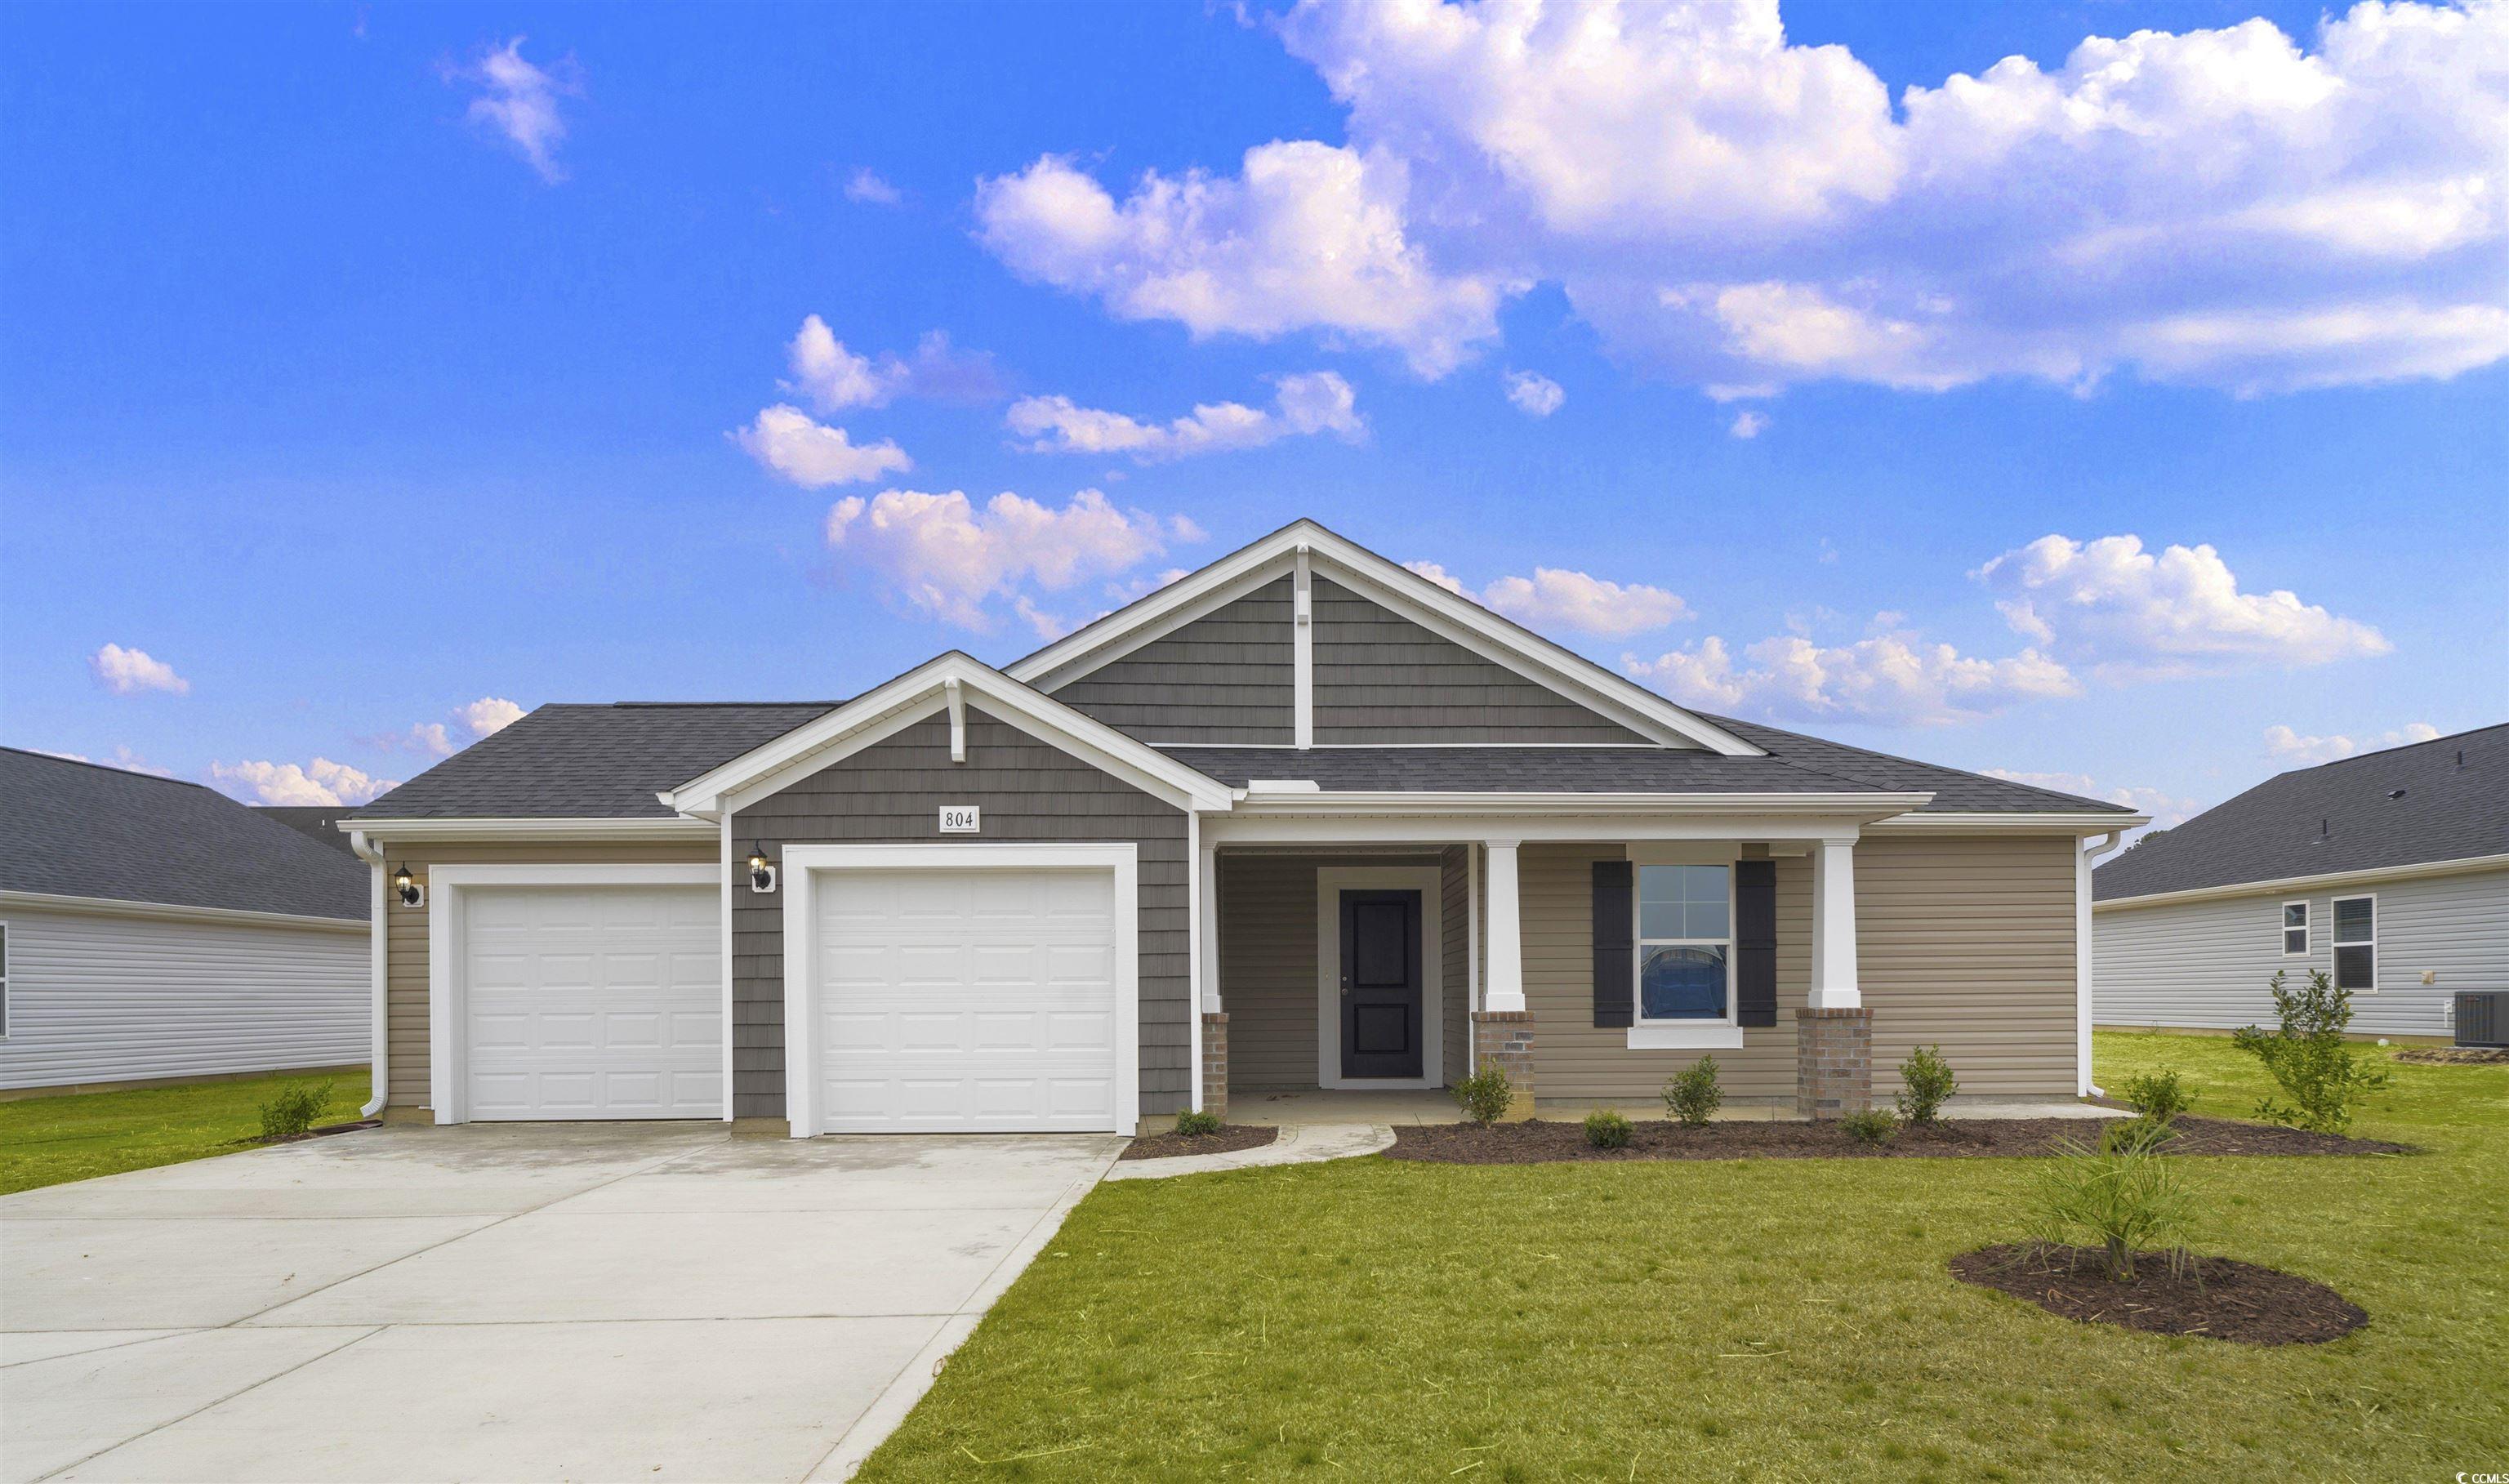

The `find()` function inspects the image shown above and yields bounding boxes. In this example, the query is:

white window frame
[2331,893,2377,993]
[1629,858,1743,1051]
[2281,898,2310,957]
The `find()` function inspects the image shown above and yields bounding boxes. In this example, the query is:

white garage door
[818,867,1118,1133]
[464,885,721,1120]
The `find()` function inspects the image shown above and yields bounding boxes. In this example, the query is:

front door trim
[1315,866,1443,1090]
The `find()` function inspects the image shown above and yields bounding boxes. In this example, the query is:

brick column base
[1796,1007,1873,1119]
[1201,1011,1229,1121]
[1471,1009,1537,1120]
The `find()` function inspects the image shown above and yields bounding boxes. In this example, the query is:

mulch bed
[1951,1243,2368,1345]
[1119,1124,1280,1161]
[2394,1046,2509,1065]
[1383,1114,2409,1165]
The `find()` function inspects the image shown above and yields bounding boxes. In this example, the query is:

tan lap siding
[381,838,720,1112]
[1217,851,1456,1091]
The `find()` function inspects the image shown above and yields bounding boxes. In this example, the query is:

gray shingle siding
[1049,577,1293,743]
[728,709,1190,1121]
[1311,577,1647,743]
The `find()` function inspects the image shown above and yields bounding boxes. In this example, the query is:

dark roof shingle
[2095,724,2509,900]
[1,749,368,920]
[348,703,837,819]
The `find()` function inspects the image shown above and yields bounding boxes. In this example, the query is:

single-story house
[2094,724,2507,1041]
[341,520,2142,1134]
[0,747,370,1094]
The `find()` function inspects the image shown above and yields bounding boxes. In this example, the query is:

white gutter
[344,816,716,843]
[2092,850,2509,911]
[348,829,390,1119]
[1223,790,1934,818]
[0,889,365,934]
[2077,831,2126,1098]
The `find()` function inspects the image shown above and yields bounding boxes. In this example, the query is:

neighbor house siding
[1310,577,1647,743]
[2097,863,2508,1040]
[0,905,366,1092]
[1048,577,1293,743]
[1216,851,1456,1091]
[1528,835,2078,1102]
[378,838,715,1112]
[731,709,1189,1122]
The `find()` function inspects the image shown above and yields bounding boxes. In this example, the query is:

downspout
[2077,831,2125,1099]
[348,829,390,1119]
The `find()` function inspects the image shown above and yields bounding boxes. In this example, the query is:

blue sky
[4,0,2502,824]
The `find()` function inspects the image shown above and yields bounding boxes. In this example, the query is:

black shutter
[1593,860,1634,1028]
[1736,859,1777,1028]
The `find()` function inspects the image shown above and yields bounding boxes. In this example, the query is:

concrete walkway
[1,1124,1122,1483]
[1103,1122,1393,1181]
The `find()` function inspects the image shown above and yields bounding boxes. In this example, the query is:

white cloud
[453,37,573,183]
[1625,627,2080,727]
[457,697,526,737]
[778,318,1002,412]
[33,745,172,778]
[1402,560,1689,636]
[1504,370,1565,417]
[1007,371,1363,461]
[88,644,189,695]
[1974,534,2391,680]
[1727,409,1770,439]
[2262,720,2441,766]
[733,405,912,488]
[1040,0,2509,396]
[364,697,527,758]
[824,488,1184,631]
[1983,769,2201,834]
[845,167,902,206]
[212,757,398,808]
[974,143,1509,377]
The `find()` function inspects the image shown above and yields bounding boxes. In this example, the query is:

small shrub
[2118,1068,2196,1138]
[1171,1109,1223,1138]
[1840,1107,1899,1145]
[1452,1066,1513,1126]
[1584,1110,1633,1149]
[2031,1125,2199,1281]
[257,1081,333,1142]
[2231,969,2395,1134]
[1663,1057,1723,1127]
[1895,1044,1959,1125]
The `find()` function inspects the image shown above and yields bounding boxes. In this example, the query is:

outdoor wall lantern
[392,863,424,908]
[748,843,778,894]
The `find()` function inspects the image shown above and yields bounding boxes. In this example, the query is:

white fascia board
[2092,850,2509,912]
[0,888,368,934]
[668,653,1235,818]
[343,817,716,843]
[1227,791,1930,818]
[1866,811,2150,837]
[1004,518,1763,757]
[1204,810,1910,846]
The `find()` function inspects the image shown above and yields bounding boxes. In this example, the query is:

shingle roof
[2095,724,2509,901]
[1696,715,2139,813]
[254,806,362,855]
[0,749,368,920]
[347,702,839,819]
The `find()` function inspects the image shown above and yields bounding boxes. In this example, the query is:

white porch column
[1483,840,1526,1013]
[1808,835,1861,1009]
[1197,841,1221,1013]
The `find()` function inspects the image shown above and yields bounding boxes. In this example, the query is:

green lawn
[0,1068,367,1195]
[861,1032,2507,1481]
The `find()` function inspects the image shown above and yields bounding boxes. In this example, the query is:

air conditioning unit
[2456,992,2509,1049]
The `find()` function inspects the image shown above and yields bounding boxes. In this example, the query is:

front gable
[1052,576,1294,743]
[1308,577,1645,744]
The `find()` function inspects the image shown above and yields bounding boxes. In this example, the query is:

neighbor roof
[348,702,839,819]
[254,806,363,856]
[0,748,368,920]
[2096,724,2509,901]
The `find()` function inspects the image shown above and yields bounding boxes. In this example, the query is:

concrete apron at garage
[0,1124,1123,1483]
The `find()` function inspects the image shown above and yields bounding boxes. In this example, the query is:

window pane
[2284,902,2306,929]
[1640,945,1727,1020]
[2333,897,2373,943]
[2334,944,2375,991]
[2284,929,2307,955]
[1638,864,1729,940]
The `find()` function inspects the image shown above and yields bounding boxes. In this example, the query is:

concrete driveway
[1,1124,1123,1482]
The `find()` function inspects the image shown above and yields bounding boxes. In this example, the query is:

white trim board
[0,889,367,934]
[344,817,716,843]
[778,842,1142,1139]
[424,862,723,1125]
[2092,851,2509,911]
[1315,866,1445,1091]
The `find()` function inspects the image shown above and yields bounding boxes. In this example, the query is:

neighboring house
[0,749,370,1093]
[255,805,363,856]
[2094,725,2508,1041]
[342,519,2141,1134]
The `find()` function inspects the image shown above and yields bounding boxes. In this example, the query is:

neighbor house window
[2282,901,2309,956]
[1637,864,1731,1023]
[2332,895,2376,992]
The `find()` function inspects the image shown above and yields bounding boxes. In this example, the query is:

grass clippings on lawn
[1384,1113,2409,1164]
[0,1071,368,1194]
[1950,1243,2369,1346]
[1119,1124,1280,1161]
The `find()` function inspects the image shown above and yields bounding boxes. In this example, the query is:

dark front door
[1339,889,1423,1080]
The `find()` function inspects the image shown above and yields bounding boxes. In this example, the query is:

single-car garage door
[464,885,721,1120]
[818,867,1118,1133]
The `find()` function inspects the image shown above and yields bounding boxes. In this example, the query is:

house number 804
[938,806,981,833]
